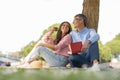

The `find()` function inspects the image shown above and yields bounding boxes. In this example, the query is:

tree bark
[82,0,100,32]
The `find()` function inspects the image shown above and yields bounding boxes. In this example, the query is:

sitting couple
[19,13,100,68]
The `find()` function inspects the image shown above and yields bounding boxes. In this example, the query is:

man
[69,14,100,68]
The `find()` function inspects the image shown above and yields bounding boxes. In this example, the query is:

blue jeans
[69,41,99,68]
[24,46,69,67]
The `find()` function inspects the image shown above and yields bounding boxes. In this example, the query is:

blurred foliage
[19,23,120,63]
[113,33,120,40]
[105,33,120,55]
[98,41,113,62]
[99,33,120,62]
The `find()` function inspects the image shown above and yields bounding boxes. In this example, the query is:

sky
[0,0,119,52]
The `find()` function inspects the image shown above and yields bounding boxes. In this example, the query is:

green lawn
[0,67,120,80]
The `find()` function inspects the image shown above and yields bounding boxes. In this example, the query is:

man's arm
[81,40,91,52]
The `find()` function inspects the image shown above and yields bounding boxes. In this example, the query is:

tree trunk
[82,0,100,32]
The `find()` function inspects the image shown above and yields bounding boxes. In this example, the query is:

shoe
[17,62,30,68]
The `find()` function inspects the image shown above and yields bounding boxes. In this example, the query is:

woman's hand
[35,42,55,50]
[51,27,58,31]
[36,43,44,47]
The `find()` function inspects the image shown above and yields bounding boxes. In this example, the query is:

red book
[69,42,82,54]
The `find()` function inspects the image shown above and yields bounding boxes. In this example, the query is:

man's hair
[75,14,88,26]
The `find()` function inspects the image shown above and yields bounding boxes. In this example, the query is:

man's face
[73,16,82,28]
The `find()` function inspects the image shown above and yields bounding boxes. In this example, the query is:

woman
[21,21,72,67]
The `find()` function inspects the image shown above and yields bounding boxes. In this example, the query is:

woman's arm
[42,27,58,44]
[54,34,72,51]
[36,34,71,51]
[42,27,58,41]
[36,42,55,50]
[35,27,58,47]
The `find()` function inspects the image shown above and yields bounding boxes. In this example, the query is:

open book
[69,42,82,54]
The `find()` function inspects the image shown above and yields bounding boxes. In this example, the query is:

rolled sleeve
[88,29,100,43]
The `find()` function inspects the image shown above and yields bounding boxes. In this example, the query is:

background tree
[82,0,99,32]
[106,34,120,55]
[99,41,113,62]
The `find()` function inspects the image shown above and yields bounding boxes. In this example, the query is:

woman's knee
[36,46,45,52]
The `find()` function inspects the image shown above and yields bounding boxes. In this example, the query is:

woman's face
[61,22,70,34]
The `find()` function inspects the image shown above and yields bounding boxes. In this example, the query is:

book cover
[69,42,82,54]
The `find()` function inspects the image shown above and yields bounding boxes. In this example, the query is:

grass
[0,67,120,80]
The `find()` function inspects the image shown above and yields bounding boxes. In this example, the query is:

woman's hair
[54,21,72,44]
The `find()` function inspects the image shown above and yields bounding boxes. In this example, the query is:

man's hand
[81,40,91,52]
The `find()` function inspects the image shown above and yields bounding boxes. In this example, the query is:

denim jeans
[24,46,69,67]
[69,41,99,68]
